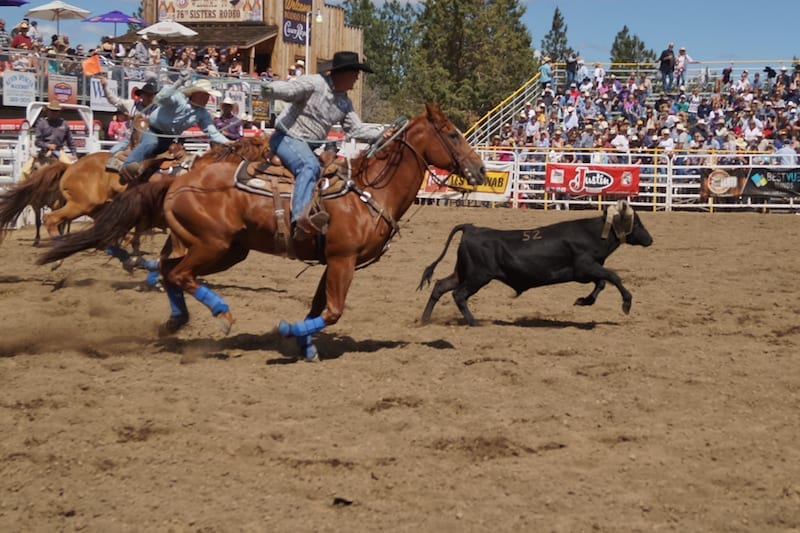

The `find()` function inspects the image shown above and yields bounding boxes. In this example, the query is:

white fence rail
[438,148,800,213]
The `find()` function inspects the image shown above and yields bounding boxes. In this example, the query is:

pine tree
[400,0,536,129]
[341,0,419,121]
[610,26,655,66]
[540,7,574,66]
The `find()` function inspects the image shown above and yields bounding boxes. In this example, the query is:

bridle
[363,112,479,192]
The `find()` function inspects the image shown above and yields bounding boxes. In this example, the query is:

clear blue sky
[522,0,798,64]
[2,0,798,62]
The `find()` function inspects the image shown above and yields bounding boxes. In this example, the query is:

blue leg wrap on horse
[167,287,188,318]
[105,246,130,262]
[146,270,160,287]
[193,285,229,316]
[142,259,159,271]
[278,316,325,338]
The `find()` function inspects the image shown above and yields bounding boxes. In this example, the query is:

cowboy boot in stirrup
[119,162,142,185]
[292,211,330,242]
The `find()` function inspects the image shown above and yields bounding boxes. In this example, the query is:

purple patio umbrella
[85,9,147,37]
[0,0,30,6]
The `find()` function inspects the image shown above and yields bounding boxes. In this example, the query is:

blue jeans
[675,70,686,88]
[269,130,320,222]
[661,70,674,92]
[124,129,174,165]
[109,134,130,155]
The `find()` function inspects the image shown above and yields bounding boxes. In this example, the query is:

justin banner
[545,163,640,195]
[700,167,800,200]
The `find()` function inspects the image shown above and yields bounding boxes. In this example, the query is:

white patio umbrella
[137,19,198,38]
[25,0,89,34]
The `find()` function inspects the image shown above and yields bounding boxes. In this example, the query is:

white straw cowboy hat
[182,78,221,98]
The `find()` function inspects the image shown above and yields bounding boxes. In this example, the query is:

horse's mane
[202,136,270,163]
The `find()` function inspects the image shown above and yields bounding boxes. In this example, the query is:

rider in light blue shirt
[120,77,231,184]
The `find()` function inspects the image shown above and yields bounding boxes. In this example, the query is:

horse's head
[411,103,486,186]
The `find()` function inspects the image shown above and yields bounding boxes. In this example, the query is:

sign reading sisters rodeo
[545,163,640,196]
[700,167,800,200]
[158,0,262,23]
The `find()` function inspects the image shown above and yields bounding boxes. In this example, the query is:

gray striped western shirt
[266,74,382,143]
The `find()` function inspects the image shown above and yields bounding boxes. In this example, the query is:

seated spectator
[773,139,798,166]
[229,57,243,77]
[0,19,10,50]
[10,20,32,49]
[148,40,161,65]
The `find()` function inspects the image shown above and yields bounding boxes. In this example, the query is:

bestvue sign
[545,163,640,195]
[700,167,800,199]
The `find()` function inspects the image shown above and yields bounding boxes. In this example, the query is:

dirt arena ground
[1,206,799,532]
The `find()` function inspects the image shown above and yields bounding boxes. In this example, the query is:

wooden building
[134,0,366,111]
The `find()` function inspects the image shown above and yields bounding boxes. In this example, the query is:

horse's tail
[37,178,173,266]
[417,224,473,290]
[0,162,68,242]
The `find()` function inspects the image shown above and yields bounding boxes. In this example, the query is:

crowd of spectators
[0,16,289,81]
[491,47,800,167]
[3,20,800,163]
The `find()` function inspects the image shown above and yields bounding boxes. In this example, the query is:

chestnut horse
[0,152,65,245]
[1,136,271,254]
[38,103,486,360]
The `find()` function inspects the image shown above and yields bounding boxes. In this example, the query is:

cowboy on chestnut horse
[262,51,390,242]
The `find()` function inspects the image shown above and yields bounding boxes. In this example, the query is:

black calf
[418,201,653,325]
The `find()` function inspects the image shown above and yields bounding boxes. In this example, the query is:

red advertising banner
[545,163,640,195]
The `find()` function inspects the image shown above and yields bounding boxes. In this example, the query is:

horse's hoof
[216,311,235,335]
[159,315,189,337]
[50,259,63,271]
[122,258,137,274]
[298,337,319,362]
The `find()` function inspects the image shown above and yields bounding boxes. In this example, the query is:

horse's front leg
[33,208,42,247]
[278,256,356,362]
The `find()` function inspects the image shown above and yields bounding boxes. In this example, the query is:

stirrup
[292,211,329,242]
[119,163,141,185]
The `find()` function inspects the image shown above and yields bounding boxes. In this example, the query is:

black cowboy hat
[328,51,373,74]
[134,83,157,97]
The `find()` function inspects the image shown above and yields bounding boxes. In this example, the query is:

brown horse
[0,152,65,246]
[38,103,486,360]
[45,135,271,245]
[1,136,271,255]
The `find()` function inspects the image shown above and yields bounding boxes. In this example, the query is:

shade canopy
[0,0,29,7]
[26,0,89,33]
[85,9,147,37]
[86,10,146,25]
[137,19,198,38]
